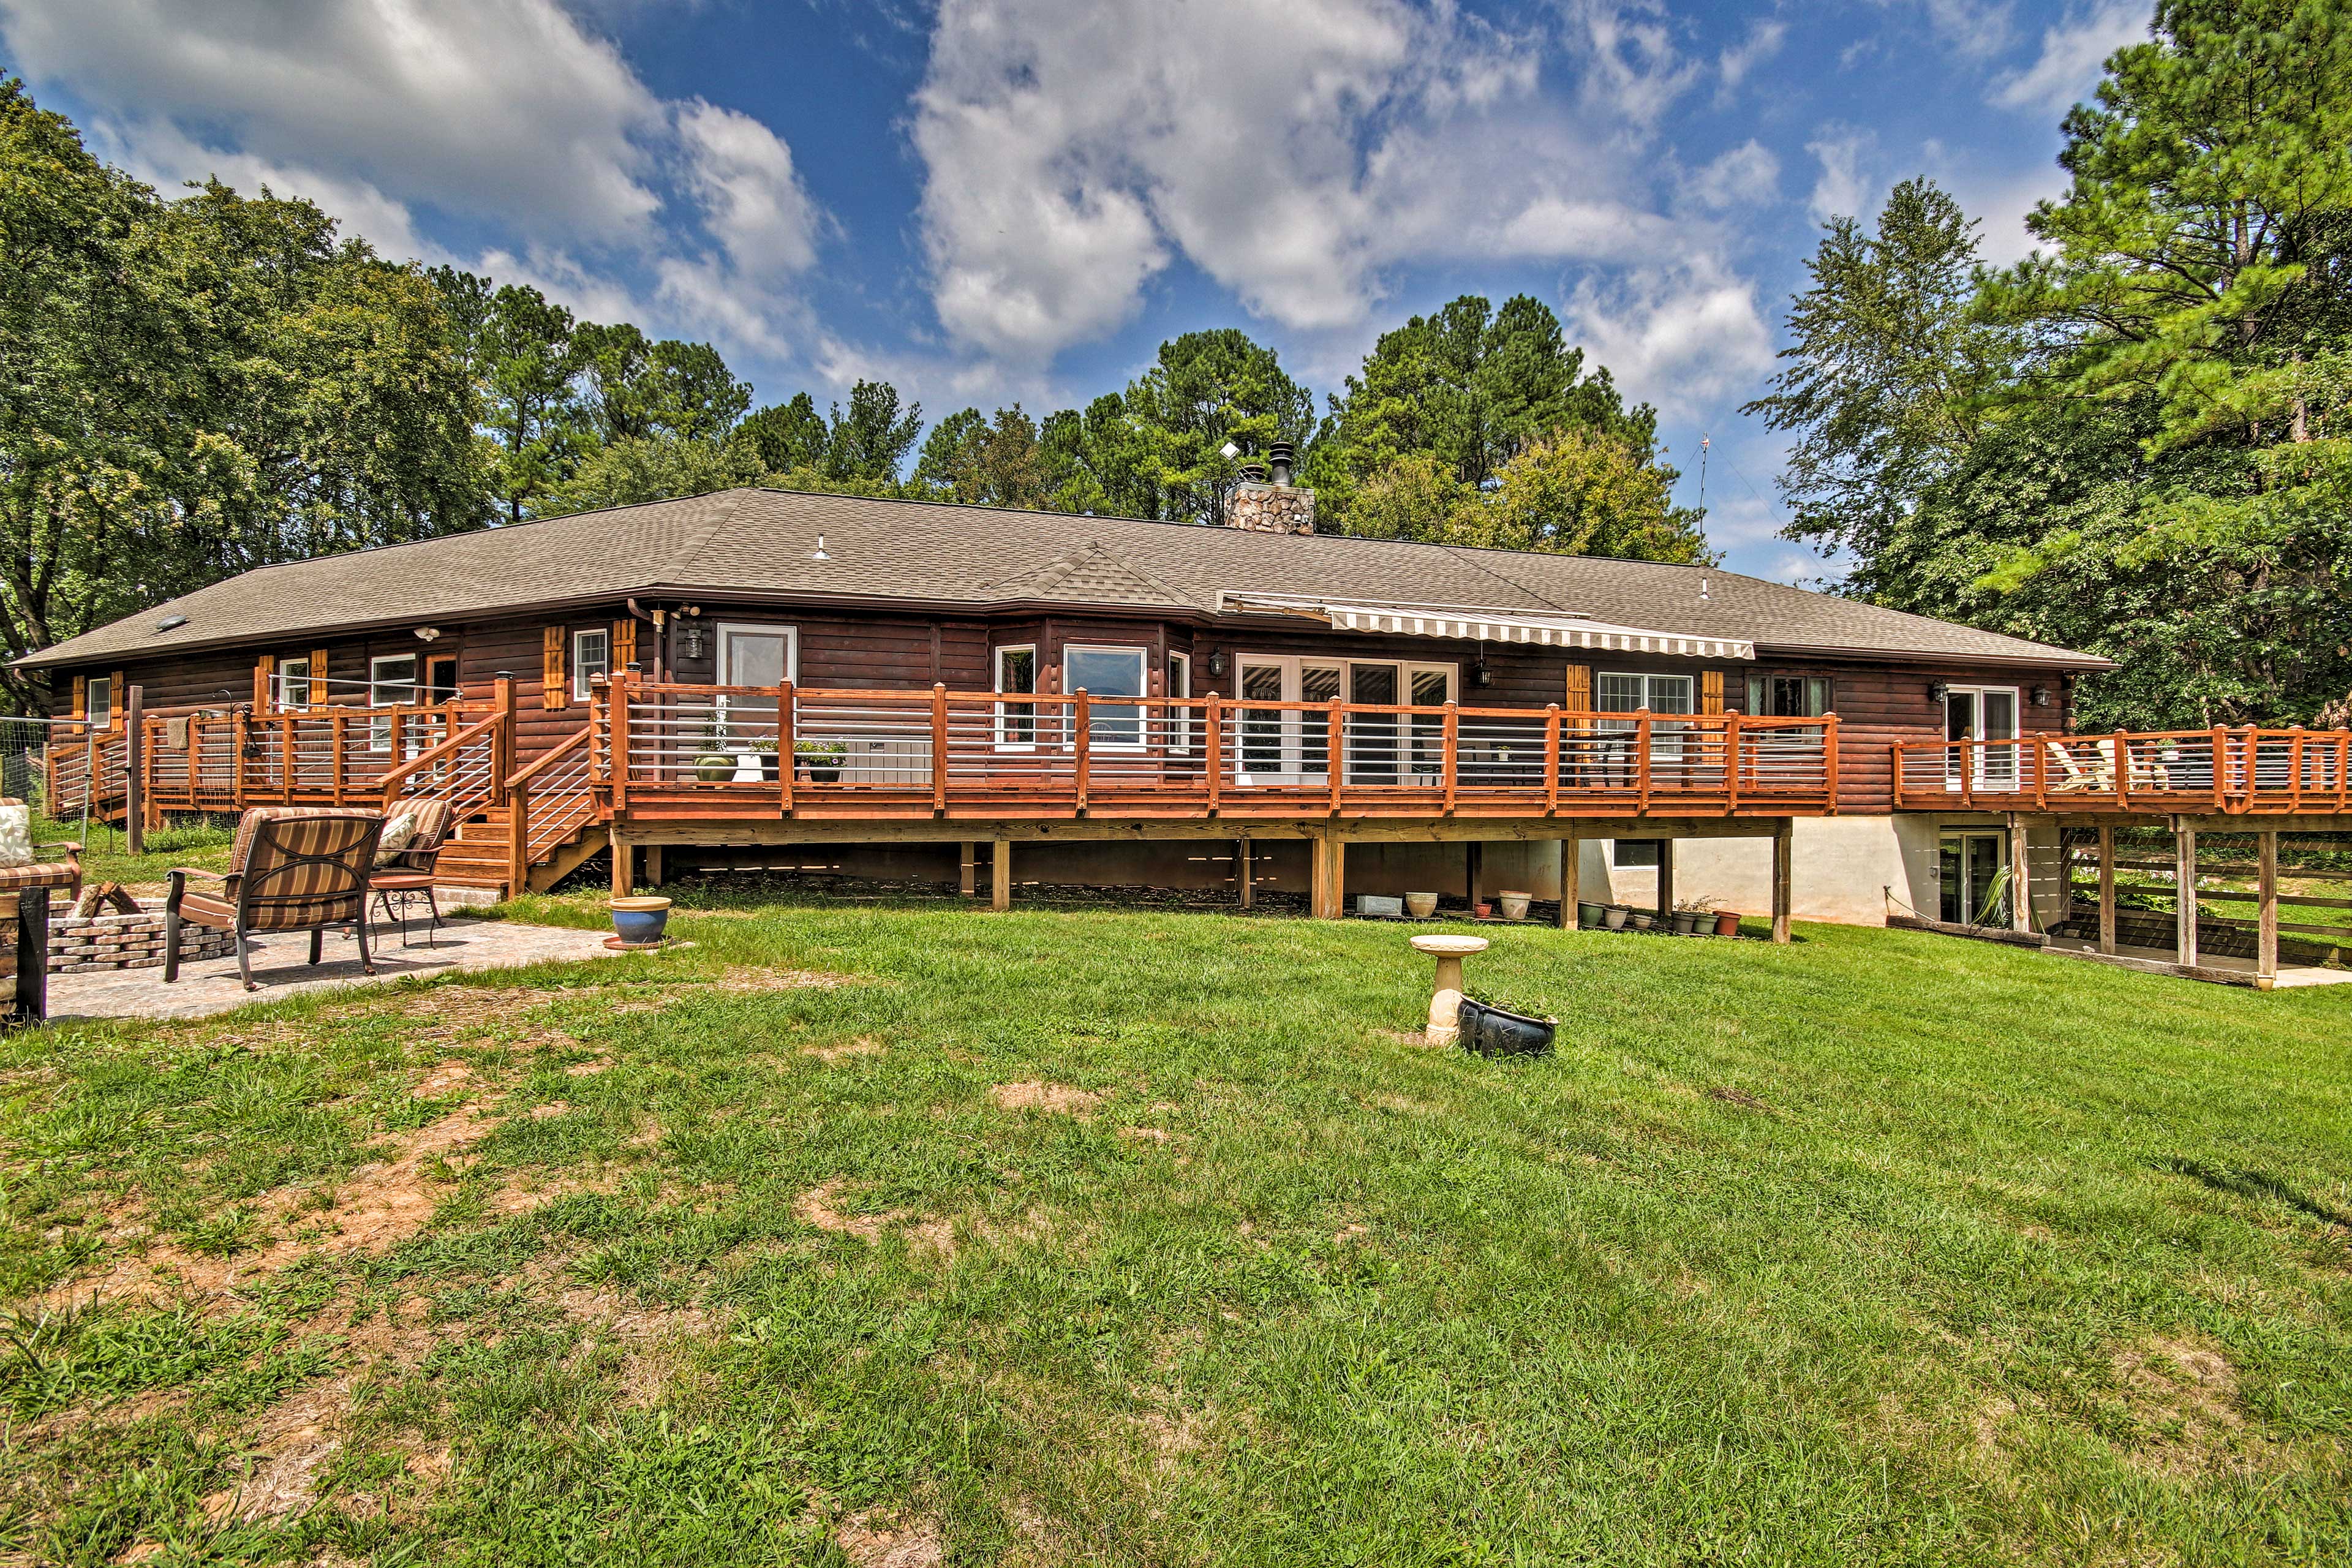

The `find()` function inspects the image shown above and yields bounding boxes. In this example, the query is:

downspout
[625,598,665,682]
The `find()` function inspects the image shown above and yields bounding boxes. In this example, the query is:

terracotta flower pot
[1714,911,1741,937]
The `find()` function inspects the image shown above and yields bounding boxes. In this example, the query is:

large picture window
[1598,671,1694,769]
[1232,656,1454,783]
[1064,645,1148,748]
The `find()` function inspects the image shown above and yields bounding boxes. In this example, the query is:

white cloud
[911,0,1721,363]
[1806,124,1878,224]
[1716,18,1786,95]
[1561,259,1775,421]
[0,0,829,375]
[673,98,826,280]
[1887,0,2017,62]
[1684,140,1781,211]
[1990,1,2147,116]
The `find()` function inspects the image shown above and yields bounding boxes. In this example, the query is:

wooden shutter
[1701,669,1725,714]
[543,625,567,710]
[1564,663,1592,735]
[254,654,274,710]
[310,650,330,706]
[109,672,126,729]
[67,675,86,734]
[612,619,636,677]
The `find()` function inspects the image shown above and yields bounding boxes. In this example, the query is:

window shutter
[310,650,330,706]
[1563,663,1592,736]
[68,674,86,733]
[1701,669,1725,714]
[612,619,636,676]
[254,654,275,710]
[543,625,567,710]
[110,672,126,728]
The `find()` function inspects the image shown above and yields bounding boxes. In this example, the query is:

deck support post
[2174,823,2199,967]
[2008,813,2034,934]
[959,842,977,898]
[1656,837,1675,927]
[2257,829,2280,987]
[1466,841,1482,914]
[644,844,663,889]
[1558,829,1578,928]
[1770,818,1793,944]
[1238,838,1253,908]
[609,824,631,899]
[124,685,145,856]
[990,840,1011,911]
[1311,830,1346,919]
[2097,825,2117,954]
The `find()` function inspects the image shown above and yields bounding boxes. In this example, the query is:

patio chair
[165,807,384,991]
[369,797,454,948]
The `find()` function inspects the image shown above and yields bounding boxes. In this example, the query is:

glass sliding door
[1944,685,2019,787]
[1939,832,2009,925]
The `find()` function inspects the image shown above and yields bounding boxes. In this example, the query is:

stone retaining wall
[48,907,236,973]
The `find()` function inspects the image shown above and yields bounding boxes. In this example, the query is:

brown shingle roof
[20,487,2108,669]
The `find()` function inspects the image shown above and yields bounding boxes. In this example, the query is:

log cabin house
[20,466,2352,980]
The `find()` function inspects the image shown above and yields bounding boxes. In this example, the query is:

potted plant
[1577,900,1605,929]
[796,738,846,783]
[1603,905,1629,930]
[752,737,780,782]
[1714,909,1743,937]
[1498,889,1532,921]
[1670,903,1702,936]
[695,747,737,783]
[1404,891,1439,919]
[608,895,672,948]
[1457,992,1556,1058]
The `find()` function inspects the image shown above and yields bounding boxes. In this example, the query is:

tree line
[1750,0,2352,729]
[0,80,1705,708]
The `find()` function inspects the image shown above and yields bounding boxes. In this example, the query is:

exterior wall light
[1206,650,1226,678]
[1928,681,1950,703]
[415,626,440,642]
[2032,685,2052,706]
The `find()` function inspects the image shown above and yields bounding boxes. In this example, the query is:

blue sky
[0,0,2149,582]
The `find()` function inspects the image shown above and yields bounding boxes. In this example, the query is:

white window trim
[994,643,1039,751]
[571,628,609,702]
[1167,652,1192,756]
[1063,643,1151,753]
[368,654,418,753]
[85,675,113,733]
[276,657,311,712]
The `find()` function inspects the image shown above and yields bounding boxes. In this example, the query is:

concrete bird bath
[1410,933,1490,1046]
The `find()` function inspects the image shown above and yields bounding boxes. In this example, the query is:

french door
[1944,685,2019,787]
[715,624,798,742]
[1939,832,2010,925]
[1232,656,1453,785]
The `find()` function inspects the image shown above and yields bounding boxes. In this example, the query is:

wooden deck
[1893,728,2352,816]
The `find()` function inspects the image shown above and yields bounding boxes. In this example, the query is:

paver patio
[43,913,621,1021]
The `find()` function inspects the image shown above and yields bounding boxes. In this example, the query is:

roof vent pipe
[1268,441,1295,487]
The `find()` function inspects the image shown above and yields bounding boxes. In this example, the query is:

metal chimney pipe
[1268,441,1295,486]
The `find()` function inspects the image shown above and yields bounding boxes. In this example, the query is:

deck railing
[592,678,1838,821]
[1894,728,2352,814]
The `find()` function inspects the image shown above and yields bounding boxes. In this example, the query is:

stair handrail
[377,709,507,799]
[504,723,590,791]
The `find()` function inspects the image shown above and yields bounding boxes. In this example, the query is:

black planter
[803,764,840,784]
[1457,998,1556,1058]
[758,752,780,782]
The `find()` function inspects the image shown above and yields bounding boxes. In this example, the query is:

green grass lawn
[1,886,2346,1565]
[29,812,236,892]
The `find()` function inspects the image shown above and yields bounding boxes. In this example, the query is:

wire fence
[0,716,65,812]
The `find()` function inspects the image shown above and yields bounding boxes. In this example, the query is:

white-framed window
[1167,652,1191,755]
[84,674,112,732]
[1597,671,1694,767]
[1064,644,1148,749]
[995,644,1038,748]
[368,653,418,753]
[571,628,609,701]
[276,655,311,712]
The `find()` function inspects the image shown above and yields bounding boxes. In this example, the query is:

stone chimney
[1224,440,1315,535]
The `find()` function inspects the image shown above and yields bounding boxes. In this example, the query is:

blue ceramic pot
[609,896,671,946]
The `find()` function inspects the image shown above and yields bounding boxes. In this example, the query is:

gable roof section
[20,487,2108,670]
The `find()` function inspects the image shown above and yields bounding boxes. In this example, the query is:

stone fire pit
[48,902,235,974]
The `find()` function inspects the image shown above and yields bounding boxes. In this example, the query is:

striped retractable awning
[1218,592,1754,660]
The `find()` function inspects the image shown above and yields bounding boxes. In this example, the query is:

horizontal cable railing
[1894,728,2352,813]
[593,680,1837,817]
